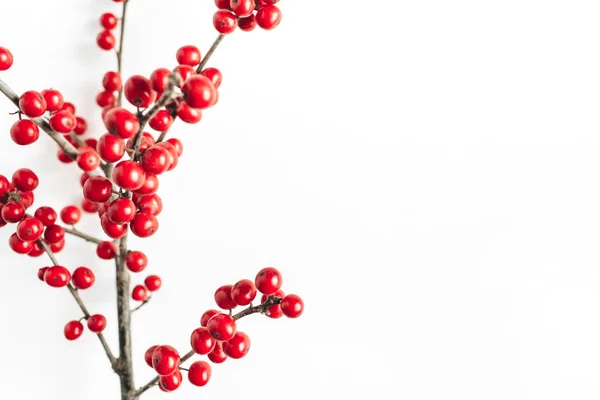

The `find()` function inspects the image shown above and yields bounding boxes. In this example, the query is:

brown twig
[131,298,151,313]
[63,227,104,245]
[196,34,225,72]
[116,0,129,106]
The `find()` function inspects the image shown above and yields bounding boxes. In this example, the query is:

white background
[1,0,600,398]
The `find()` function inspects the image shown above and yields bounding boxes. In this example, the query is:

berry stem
[131,297,150,313]
[196,33,225,73]
[116,0,130,106]
[63,227,104,245]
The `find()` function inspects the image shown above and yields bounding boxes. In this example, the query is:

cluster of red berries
[213,0,283,33]
[144,267,303,392]
[97,11,119,51]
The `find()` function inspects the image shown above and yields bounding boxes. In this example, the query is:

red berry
[44,266,71,287]
[213,10,238,34]
[149,110,173,132]
[28,242,44,257]
[144,275,162,292]
[97,133,125,163]
[97,241,118,259]
[141,145,170,175]
[215,285,237,309]
[72,267,95,290]
[0,47,13,71]
[77,149,101,172]
[182,75,217,109]
[173,65,196,87]
[159,369,182,392]
[256,5,282,30]
[207,313,237,341]
[87,314,107,333]
[155,142,179,171]
[125,250,147,273]
[60,102,76,114]
[101,213,128,239]
[238,15,257,32]
[126,132,155,156]
[200,309,220,327]
[130,212,159,238]
[223,331,251,359]
[176,102,202,124]
[200,68,223,89]
[112,161,146,190]
[281,294,304,318]
[214,0,231,9]
[231,279,257,306]
[176,45,201,66]
[50,238,65,253]
[34,206,57,226]
[41,89,64,111]
[165,138,183,157]
[19,191,34,210]
[107,197,135,224]
[2,202,25,223]
[60,206,81,225]
[0,175,9,198]
[19,91,47,118]
[37,267,49,281]
[190,327,216,355]
[207,341,228,364]
[102,71,122,91]
[16,217,44,241]
[97,91,116,107]
[57,149,74,163]
[97,30,116,50]
[144,345,158,367]
[134,173,159,196]
[124,75,156,108]
[132,285,149,301]
[152,345,180,376]
[8,233,33,254]
[104,108,140,139]
[49,110,76,133]
[81,198,99,213]
[261,289,285,318]
[74,117,87,135]
[255,267,282,295]
[188,361,211,386]
[12,168,39,192]
[83,176,113,203]
[136,194,163,216]
[150,68,171,92]
[44,224,65,244]
[64,321,84,340]
[100,13,118,30]
[10,120,40,145]
[230,0,255,17]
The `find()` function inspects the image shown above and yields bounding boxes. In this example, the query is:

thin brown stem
[116,0,129,106]
[116,234,135,399]
[131,298,150,313]
[64,227,104,245]
[196,34,225,72]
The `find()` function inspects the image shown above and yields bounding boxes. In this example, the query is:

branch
[38,239,118,369]
[116,0,129,106]
[131,297,151,313]
[135,297,283,397]
[63,227,104,244]
[196,34,225,72]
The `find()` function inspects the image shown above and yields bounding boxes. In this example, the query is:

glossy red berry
[112,161,146,190]
[19,91,47,118]
[176,45,201,66]
[125,250,147,273]
[8,233,33,254]
[149,110,173,132]
[97,91,116,107]
[134,173,159,196]
[107,197,135,224]
[150,68,171,92]
[173,65,196,87]
[155,142,179,171]
[214,0,231,8]
[190,327,216,355]
[126,132,155,156]
[281,294,304,318]
[132,285,149,301]
[60,102,76,114]
[124,75,156,108]
[100,13,118,30]
[72,267,95,290]
[50,238,65,253]
[49,110,76,133]
[83,176,113,203]
[166,138,183,157]
[213,10,238,34]
[101,213,128,239]
[97,30,116,50]
[144,275,162,291]
[0,175,9,197]
[18,191,34,210]
[77,149,101,172]
[97,241,118,259]
[182,75,217,109]
[16,217,44,241]
[12,168,38,192]
[74,117,87,135]
[144,345,158,367]
[200,309,220,327]
[231,279,257,306]
[188,361,211,386]
[261,289,284,318]
[81,198,99,213]
[102,71,122,91]
[104,108,140,139]
[97,133,125,163]
[207,341,228,364]
[230,0,255,17]
[0,47,13,71]
[207,313,237,341]
[10,120,40,145]
[215,285,237,310]
[41,89,64,111]
[60,206,81,225]
[87,314,107,333]
[44,224,65,244]
[135,194,162,216]
[256,5,282,30]
[44,266,71,288]
[2,202,25,223]
[141,145,170,175]
[223,331,251,359]
[130,212,159,238]
[37,267,49,281]
[64,321,84,340]
[34,206,57,226]
[255,267,282,295]
[159,369,182,392]
[28,241,44,257]
[200,68,223,89]
[152,345,180,376]
[176,102,202,124]
[238,15,257,32]
[57,149,74,163]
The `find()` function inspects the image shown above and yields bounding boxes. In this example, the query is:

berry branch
[196,34,225,72]
[63,226,104,244]
[116,0,129,106]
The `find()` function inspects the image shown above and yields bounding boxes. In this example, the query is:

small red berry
[44,224,65,244]
[141,145,170,175]
[172,65,196,87]
[130,212,159,238]
[190,327,216,355]
[165,138,183,157]
[50,238,65,253]
[132,285,149,301]
[57,149,74,163]
[72,267,95,290]
[261,289,285,318]
[97,30,116,50]
[200,68,223,89]
[0,175,9,198]
[60,102,76,114]
[150,68,171,92]
[100,13,118,30]
[176,45,201,66]
[19,191,34,210]
[87,314,107,333]
[34,206,57,226]
[107,197,136,224]
[102,71,122,91]
[44,266,71,288]
[74,117,87,135]
[97,241,118,260]
[37,267,49,281]
[97,133,125,163]
[41,89,64,111]
[215,284,237,310]
[112,161,146,190]
[12,168,39,192]
[238,14,257,32]
[281,294,304,318]
[83,176,113,203]
[60,206,81,225]
[28,241,44,257]
[256,5,282,30]
[124,75,156,108]
[207,341,228,364]
[230,0,255,17]
[182,75,218,109]
[10,120,39,145]
[200,309,220,327]
[213,10,238,34]
[135,194,162,216]
[8,233,33,254]
[155,142,179,171]
[49,110,76,133]
[188,361,211,386]
[81,198,99,213]
[80,173,90,188]
[214,0,231,9]
[0,47,13,71]
[2,202,25,223]
[134,173,159,196]
[207,313,237,341]
[97,91,116,107]
[159,369,182,392]
[176,102,202,124]
[152,345,180,376]
[101,213,128,239]
[223,331,251,359]
[125,250,147,273]
[104,108,140,139]
[16,217,44,241]
[149,110,173,132]
[126,132,155,156]
[144,345,158,367]
[64,321,84,340]
[144,275,161,292]
[77,149,101,172]
[231,279,257,306]
[255,267,282,295]
[19,91,47,118]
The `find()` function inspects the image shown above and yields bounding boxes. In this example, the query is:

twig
[116,0,129,106]
[64,227,104,245]
[196,34,225,72]
[131,298,151,313]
